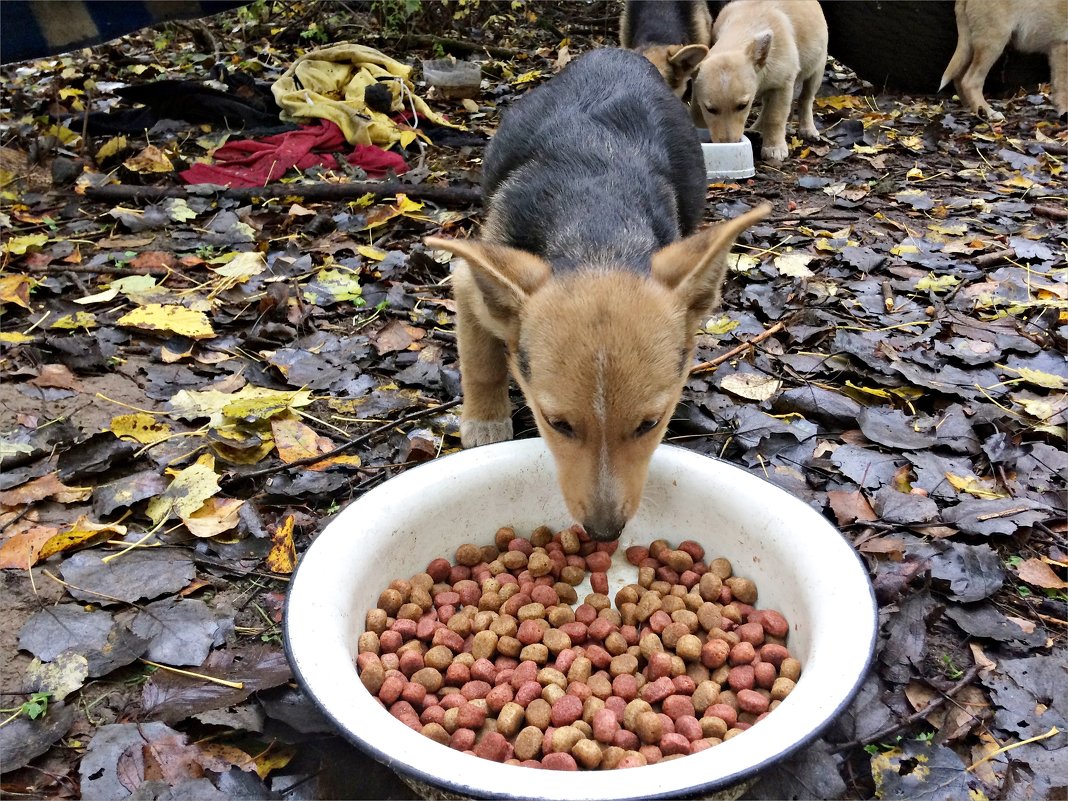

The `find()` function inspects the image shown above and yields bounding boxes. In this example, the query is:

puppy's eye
[706,106,720,115]
[634,419,660,437]
[735,101,748,111]
[548,419,576,438]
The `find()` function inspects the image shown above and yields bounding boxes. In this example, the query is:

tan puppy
[939,0,1068,120]
[692,0,828,162]
[620,0,712,96]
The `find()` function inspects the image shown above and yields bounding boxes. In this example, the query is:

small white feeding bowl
[285,440,876,800]
[702,138,756,181]
[421,57,481,99]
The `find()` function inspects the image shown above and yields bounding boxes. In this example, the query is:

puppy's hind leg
[959,31,1012,120]
[1049,40,1068,118]
[796,57,825,141]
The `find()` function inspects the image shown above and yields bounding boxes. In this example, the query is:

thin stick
[85,181,482,206]
[833,664,981,753]
[690,321,786,375]
[140,659,244,689]
[1033,205,1068,221]
[967,726,1060,771]
[221,397,462,486]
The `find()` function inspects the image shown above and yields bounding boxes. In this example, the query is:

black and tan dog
[426,49,769,541]
[620,0,713,96]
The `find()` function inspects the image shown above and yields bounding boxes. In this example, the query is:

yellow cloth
[271,42,454,147]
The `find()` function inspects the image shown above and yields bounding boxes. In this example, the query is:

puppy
[426,49,769,541]
[939,0,1068,120]
[620,0,712,96]
[692,0,827,162]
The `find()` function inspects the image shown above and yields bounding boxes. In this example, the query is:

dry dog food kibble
[356,526,802,770]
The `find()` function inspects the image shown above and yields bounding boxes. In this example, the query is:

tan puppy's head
[693,32,772,142]
[427,204,770,540]
[638,43,709,97]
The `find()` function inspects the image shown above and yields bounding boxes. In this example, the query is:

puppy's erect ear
[668,44,709,76]
[425,236,551,328]
[748,31,773,68]
[651,204,771,329]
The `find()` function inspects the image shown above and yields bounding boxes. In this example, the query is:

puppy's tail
[939,1,972,91]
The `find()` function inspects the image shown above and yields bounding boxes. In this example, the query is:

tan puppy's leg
[452,265,513,446]
[796,55,824,140]
[1050,40,1068,117]
[959,27,1013,120]
[757,86,793,161]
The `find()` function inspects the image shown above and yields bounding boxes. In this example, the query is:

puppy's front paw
[978,105,1005,122]
[799,126,820,142]
[461,418,513,448]
[761,141,789,162]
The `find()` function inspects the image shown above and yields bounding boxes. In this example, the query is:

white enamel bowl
[285,440,876,800]
[702,139,756,181]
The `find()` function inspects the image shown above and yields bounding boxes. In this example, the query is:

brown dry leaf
[181,497,244,538]
[265,515,296,574]
[0,274,32,308]
[29,364,82,390]
[970,731,1003,788]
[857,537,906,558]
[252,742,297,779]
[827,490,878,526]
[270,417,361,471]
[131,251,176,270]
[938,685,990,741]
[969,642,997,674]
[0,524,59,569]
[0,473,91,505]
[372,318,425,355]
[37,515,127,562]
[1005,615,1037,634]
[195,742,257,773]
[1016,557,1068,589]
[141,730,204,783]
[124,145,174,174]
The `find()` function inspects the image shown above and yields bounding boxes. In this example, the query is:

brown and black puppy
[426,49,769,541]
[940,0,1068,120]
[620,0,713,96]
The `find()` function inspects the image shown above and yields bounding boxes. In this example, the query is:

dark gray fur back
[623,0,707,48]
[481,48,705,273]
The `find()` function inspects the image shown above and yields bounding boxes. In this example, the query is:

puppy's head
[638,43,709,97]
[427,204,770,541]
[693,32,771,142]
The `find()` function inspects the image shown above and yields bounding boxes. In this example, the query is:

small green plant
[299,22,328,44]
[0,692,51,727]
[939,653,964,680]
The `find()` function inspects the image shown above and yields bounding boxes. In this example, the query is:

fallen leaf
[180,497,244,538]
[29,363,82,390]
[26,651,89,701]
[2,234,48,255]
[0,524,59,569]
[37,515,127,562]
[265,515,296,574]
[1016,558,1068,589]
[110,413,173,445]
[117,304,215,340]
[827,490,878,525]
[123,144,174,173]
[719,373,782,402]
[0,274,33,306]
[147,453,221,524]
[0,473,91,505]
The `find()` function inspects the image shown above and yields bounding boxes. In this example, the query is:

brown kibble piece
[514,725,543,760]
[780,657,802,682]
[635,710,663,744]
[771,677,796,701]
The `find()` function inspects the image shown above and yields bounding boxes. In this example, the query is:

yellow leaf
[357,245,388,261]
[302,268,362,303]
[265,515,296,574]
[703,316,740,335]
[1012,393,1066,421]
[252,743,297,779]
[222,387,314,423]
[916,274,960,293]
[95,135,128,161]
[181,497,244,538]
[0,331,34,344]
[514,69,542,85]
[906,167,925,180]
[123,144,174,173]
[76,274,160,305]
[1003,366,1065,390]
[146,454,220,524]
[210,251,266,280]
[110,413,172,445]
[719,373,783,402]
[945,473,1008,499]
[815,95,866,110]
[271,416,361,470]
[728,253,759,273]
[51,312,97,331]
[38,515,127,561]
[773,252,814,278]
[398,129,418,149]
[3,234,48,255]
[395,194,424,214]
[117,304,216,339]
[0,274,33,307]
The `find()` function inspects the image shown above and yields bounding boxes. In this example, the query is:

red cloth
[180,120,408,187]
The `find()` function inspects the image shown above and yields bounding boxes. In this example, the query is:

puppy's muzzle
[582,514,626,542]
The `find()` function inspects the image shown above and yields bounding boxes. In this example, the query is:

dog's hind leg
[796,58,824,141]
[1049,40,1068,118]
[958,24,1012,120]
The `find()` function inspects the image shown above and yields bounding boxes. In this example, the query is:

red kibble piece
[736,622,765,646]
[379,675,404,704]
[754,661,777,689]
[613,728,640,750]
[457,702,488,729]
[356,652,380,672]
[495,657,519,672]
[389,700,417,720]
[706,704,737,728]
[625,546,649,565]
[585,551,612,572]
[511,661,539,688]
[402,682,427,706]
[501,593,532,617]
[486,684,514,713]
[719,586,732,604]
[517,620,544,645]
[691,738,713,754]
[737,689,770,715]
[729,641,757,666]
[426,558,451,582]
[639,557,660,570]
[391,618,417,640]
[575,604,598,625]
[421,704,445,725]
[530,585,558,606]
[728,664,755,692]
[440,693,466,710]
[641,676,676,704]
[554,649,578,674]
[591,572,609,595]
[416,617,438,641]
[593,708,620,743]
[454,580,481,606]
[461,680,492,700]
[672,675,696,695]
[398,650,424,676]
[379,630,403,653]
[520,759,542,769]
[587,617,616,641]
[620,625,639,646]
[381,653,399,671]
[515,680,543,707]
[434,591,460,608]
[662,694,696,720]
[760,643,790,667]
[655,566,680,585]
[449,566,471,584]
[550,694,584,727]
[675,715,702,741]
[559,622,588,642]
[639,744,662,764]
[646,651,674,680]
[760,609,790,638]
[542,752,577,771]
[678,540,705,562]
[474,731,512,762]
[445,662,470,685]
[612,673,638,701]
[508,538,533,555]
[566,681,592,701]
[437,605,456,623]
[660,732,691,756]
[679,570,700,589]
[495,668,514,687]
[648,610,672,633]
[585,644,612,669]
[470,658,497,683]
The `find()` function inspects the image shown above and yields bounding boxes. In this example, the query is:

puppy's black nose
[583,520,625,542]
